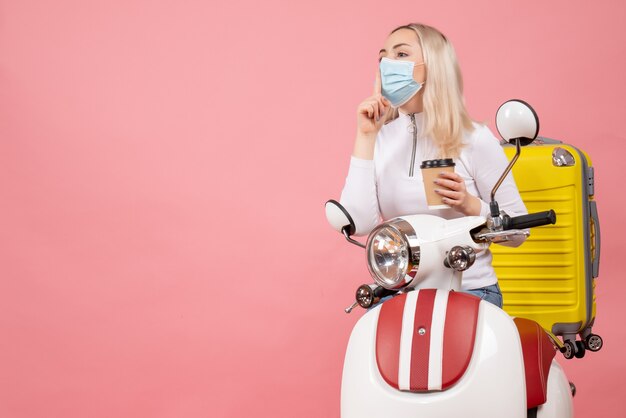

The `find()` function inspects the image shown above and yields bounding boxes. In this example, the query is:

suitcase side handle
[590,200,601,278]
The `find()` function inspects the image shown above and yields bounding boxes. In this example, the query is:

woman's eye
[397,52,408,58]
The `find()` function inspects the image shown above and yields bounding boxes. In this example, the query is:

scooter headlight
[366,219,420,290]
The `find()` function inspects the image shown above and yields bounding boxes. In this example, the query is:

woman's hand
[352,70,391,160]
[434,172,482,216]
[356,69,391,137]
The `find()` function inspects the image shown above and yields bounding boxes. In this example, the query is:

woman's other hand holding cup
[434,171,482,216]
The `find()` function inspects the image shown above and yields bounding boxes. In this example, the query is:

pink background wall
[1,1,624,417]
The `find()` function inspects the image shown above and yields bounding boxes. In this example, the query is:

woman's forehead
[385,28,420,48]
[383,29,420,51]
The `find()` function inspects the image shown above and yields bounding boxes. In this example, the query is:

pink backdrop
[1,1,625,417]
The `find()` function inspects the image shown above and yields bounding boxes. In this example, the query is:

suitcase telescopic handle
[503,210,557,230]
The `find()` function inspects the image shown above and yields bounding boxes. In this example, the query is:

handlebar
[371,285,397,301]
[345,284,398,313]
[503,210,557,230]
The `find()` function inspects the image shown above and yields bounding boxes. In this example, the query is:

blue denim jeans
[462,283,503,308]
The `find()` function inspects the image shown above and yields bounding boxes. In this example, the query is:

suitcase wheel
[561,341,576,359]
[574,341,586,359]
[585,334,603,352]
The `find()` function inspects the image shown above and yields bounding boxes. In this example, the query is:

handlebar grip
[373,286,397,300]
[503,210,557,230]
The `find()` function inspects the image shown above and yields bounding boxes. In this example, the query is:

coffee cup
[420,159,456,209]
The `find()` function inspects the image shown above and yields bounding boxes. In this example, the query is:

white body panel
[341,299,527,418]
[537,361,574,418]
[400,215,489,291]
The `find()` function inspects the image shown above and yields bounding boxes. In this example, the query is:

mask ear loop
[413,62,426,86]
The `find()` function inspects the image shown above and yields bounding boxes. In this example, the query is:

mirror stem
[489,138,521,217]
[343,228,366,249]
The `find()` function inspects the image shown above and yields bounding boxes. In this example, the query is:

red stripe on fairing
[375,294,406,389]
[441,292,481,389]
[410,289,436,391]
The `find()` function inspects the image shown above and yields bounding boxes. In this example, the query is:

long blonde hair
[385,23,474,158]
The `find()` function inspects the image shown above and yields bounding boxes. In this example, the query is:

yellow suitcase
[491,138,602,359]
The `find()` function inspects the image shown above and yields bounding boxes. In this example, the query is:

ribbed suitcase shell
[491,139,600,345]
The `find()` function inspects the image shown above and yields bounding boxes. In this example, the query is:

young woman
[339,23,528,308]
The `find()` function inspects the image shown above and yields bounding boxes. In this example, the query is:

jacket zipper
[409,113,417,177]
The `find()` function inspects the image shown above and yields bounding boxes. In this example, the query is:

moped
[326,100,574,418]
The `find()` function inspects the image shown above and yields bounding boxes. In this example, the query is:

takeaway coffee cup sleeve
[420,159,456,210]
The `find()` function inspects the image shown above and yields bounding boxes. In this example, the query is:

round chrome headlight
[366,219,419,290]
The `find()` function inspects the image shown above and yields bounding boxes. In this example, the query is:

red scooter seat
[513,317,557,409]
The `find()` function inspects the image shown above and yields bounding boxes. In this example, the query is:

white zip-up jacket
[339,110,528,290]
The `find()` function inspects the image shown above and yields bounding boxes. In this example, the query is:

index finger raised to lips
[373,66,382,96]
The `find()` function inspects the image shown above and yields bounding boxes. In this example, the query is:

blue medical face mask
[379,57,425,107]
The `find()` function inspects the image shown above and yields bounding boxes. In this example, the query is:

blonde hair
[384,23,474,158]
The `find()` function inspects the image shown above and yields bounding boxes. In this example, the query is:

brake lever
[474,228,529,243]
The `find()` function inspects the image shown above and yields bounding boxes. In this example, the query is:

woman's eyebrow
[379,43,412,53]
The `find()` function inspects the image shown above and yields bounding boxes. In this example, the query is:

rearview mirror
[490,99,540,219]
[496,99,539,146]
[325,199,356,236]
[325,200,366,248]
